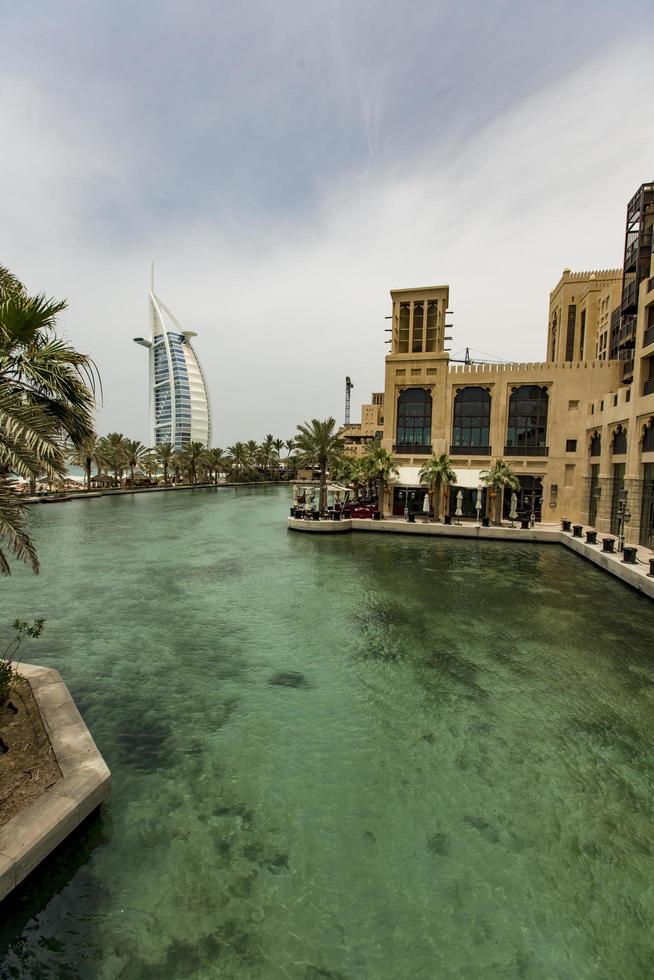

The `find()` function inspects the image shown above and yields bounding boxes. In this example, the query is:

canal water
[1,486,653,979]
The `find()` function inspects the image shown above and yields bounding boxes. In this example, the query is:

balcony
[504,446,549,457]
[450,445,491,456]
[393,444,432,455]
[644,379,654,397]
[621,280,639,314]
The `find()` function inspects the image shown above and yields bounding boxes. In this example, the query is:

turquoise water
[1,486,653,979]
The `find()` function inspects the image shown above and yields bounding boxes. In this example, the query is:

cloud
[1,6,653,444]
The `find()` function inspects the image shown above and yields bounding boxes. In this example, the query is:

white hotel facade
[134,280,212,451]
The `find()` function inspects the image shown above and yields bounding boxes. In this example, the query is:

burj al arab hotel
[134,273,212,450]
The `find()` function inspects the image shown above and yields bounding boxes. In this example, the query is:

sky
[2,0,654,446]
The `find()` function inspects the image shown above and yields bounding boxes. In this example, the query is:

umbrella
[422,494,430,513]
[455,489,463,524]
[475,487,483,515]
[509,491,518,524]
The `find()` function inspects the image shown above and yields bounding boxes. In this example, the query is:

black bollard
[585,530,597,545]
[622,546,637,564]
[602,537,615,553]
[572,525,583,538]
[561,519,572,532]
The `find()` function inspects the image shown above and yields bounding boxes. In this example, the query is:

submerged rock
[268,671,310,689]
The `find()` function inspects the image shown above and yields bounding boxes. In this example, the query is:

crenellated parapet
[448,359,618,376]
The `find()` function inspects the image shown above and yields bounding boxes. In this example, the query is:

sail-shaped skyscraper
[134,273,212,450]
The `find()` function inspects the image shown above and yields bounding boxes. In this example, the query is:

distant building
[348,180,654,546]
[134,277,212,450]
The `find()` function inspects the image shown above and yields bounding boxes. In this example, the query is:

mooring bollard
[622,546,637,564]
[602,537,615,553]
[649,558,654,577]
[373,511,381,521]
[585,530,597,545]
[482,516,490,528]
[561,519,572,532]
[572,524,583,538]
[443,515,451,525]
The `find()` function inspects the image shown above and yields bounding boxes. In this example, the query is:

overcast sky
[2,1,653,445]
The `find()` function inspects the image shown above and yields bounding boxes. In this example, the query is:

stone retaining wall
[0,664,110,902]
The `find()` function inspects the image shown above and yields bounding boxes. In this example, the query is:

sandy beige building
[347,181,654,547]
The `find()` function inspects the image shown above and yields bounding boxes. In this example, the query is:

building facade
[348,182,654,544]
[134,286,212,451]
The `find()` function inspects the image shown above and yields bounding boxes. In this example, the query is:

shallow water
[1,486,653,980]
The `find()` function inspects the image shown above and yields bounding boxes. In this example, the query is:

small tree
[155,442,175,485]
[418,453,456,521]
[480,458,519,526]
[362,445,398,518]
[1,619,46,706]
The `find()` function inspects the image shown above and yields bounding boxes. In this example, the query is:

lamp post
[617,488,631,552]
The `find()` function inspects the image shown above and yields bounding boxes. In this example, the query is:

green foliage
[0,265,99,574]
[418,453,456,520]
[0,618,46,705]
[294,417,345,511]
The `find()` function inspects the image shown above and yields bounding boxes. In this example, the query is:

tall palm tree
[284,438,295,460]
[203,447,225,485]
[67,435,98,491]
[97,433,128,487]
[178,441,205,484]
[226,442,248,481]
[419,453,456,521]
[140,451,160,482]
[155,442,175,485]
[363,445,398,519]
[480,458,520,526]
[1,266,99,573]
[124,439,147,487]
[245,440,259,473]
[294,418,344,513]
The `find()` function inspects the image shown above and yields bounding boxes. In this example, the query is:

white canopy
[391,465,485,488]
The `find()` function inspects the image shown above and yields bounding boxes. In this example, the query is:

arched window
[398,303,410,353]
[612,426,627,455]
[451,387,491,452]
[642,419,654,453]
[396,388,432,452]
[412,302,424,353]
[505,386,549,455]
[589,432,601,457]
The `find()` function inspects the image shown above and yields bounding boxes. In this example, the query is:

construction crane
[449,347,508,365]
[344,376,354,425]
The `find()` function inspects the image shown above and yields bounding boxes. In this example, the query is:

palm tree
[480,458,520,526]
[284,438,295,460]
[203,448,225,485]
[140,451,160,482]
[67,435,98,491]
[97,433,128,487]
[178,441,206,484]
[419,453,456,521]
[155,442,175,485]
[363,445,398,519]
[1,267,99,573]
[124,439,147,487]
[226,442,248,481]
[294,418,344,513]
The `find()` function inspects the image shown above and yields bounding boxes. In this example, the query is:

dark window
[610,463,625,535]
[588,463,600,526]
[565,305,576,362]
[642,421,654,452]
[506,385,549,451]
[612,427,627,454]
[396,388,432,450]
[452,387,491,449]
[579,310,586,359]
[589,433,601,457]
[565,439,577,452]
